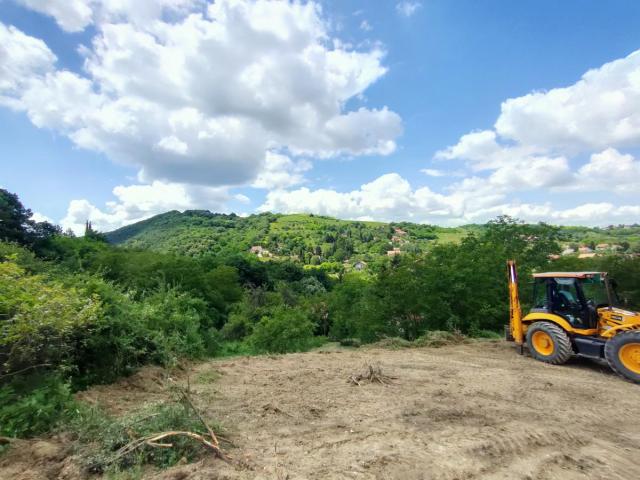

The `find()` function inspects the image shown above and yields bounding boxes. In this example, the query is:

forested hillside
[105,210,474,262]
[106,210,640,263]
[2,187,640,476]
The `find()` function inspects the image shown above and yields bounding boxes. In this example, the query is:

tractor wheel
[526,322,573,365]
[605,331,640,384]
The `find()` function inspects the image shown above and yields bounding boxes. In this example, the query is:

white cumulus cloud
[252,152,312,190]
[0,23,56,108]
[2,0,402,190]
[495,49,640,152]
[435,49,640,213]
[568,148,640,193]
[259,172,640,226]
[14,0,199,32]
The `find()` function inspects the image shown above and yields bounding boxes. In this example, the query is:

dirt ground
[2,340,640,480]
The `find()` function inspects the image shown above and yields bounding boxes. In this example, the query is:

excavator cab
[531,274,610,329]
[507,260,640,383]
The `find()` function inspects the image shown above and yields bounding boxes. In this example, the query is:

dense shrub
[141,287,210,364]
[0,256,101,377]
[249,306,318,353]
[0,374,74,437]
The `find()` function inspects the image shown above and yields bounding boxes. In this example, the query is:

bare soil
[2,340,640,479]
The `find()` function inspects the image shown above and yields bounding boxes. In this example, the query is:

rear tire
[605,331,640,384]
[526,322,573,365]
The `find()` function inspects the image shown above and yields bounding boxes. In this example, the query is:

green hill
[105,211,640,262]
[105,210,472,261]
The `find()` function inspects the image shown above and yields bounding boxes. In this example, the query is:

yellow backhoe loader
[507,260,640,383]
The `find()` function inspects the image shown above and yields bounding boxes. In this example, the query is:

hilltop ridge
[105,211,640,263]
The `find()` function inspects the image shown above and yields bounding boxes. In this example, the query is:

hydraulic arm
[507,260,524,352]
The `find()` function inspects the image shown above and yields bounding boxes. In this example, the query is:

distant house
[249,245,271,258]
[561,248,575,256]
[387,248,402,257]
[393,227,407,236]
[353,261,367,271]
[595,243,610,251]
[578,246,593,254]
[391,235,405,244]
[578,253,597,259]
[548,254,561,260]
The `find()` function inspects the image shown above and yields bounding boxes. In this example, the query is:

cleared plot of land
[2,340,640,479]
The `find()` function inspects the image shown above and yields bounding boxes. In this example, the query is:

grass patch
[370,330,469,350]
[195,370,222,384]
[370,337,413,350]
[338,338,362,348]
[470,329,503,339]
[414,330,468,348]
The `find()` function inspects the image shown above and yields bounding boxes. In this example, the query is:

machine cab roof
[532,272,606,279]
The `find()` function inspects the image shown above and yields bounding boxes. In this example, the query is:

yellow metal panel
[507,260,523,345]
[522,312,599,336]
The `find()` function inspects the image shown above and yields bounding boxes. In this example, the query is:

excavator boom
[507,260,524,351]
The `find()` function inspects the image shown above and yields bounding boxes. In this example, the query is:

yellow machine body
[520,298,640,339]
[506,260,640,382]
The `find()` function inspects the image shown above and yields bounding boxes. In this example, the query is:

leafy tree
[0,189,61,250]
[0,189,33,244]
[249,306,316,353]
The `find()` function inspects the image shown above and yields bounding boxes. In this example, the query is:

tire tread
[526,321,573,365]
[604,331,640,384]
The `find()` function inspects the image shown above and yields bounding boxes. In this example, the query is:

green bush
[220,311,254,340]
[0,374,74,438]
[0,256,101,377]
[70,277,162,386]
[249,307,316,353]
[141,287,209,365]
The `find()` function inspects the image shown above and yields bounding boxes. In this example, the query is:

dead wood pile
[348,364,396,386]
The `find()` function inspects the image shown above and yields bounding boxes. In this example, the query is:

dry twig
[114,430,224,462]
[110,379,229,465]
[348,363,396,386]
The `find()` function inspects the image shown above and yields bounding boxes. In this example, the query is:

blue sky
[1,0,640,233]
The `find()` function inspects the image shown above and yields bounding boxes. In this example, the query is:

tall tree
[0,188,34,244]
[0,189,62,249]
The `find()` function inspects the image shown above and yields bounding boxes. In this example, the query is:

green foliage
[550,254,640,309]
[69,400,219,473]
[0,374,74,438]
[140,287,210,364]
[105,210,640,266]
[105,210,471,263]
[249,306,318,353]
[0,255,101,377]
[0,188,62,252]
[327,217,561,342]
[328,273,373,340]
[3,187,640,449]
